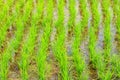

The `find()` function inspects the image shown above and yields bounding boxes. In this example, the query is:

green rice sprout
[52,0,69,79]
[111,54,120,78]
[99,0,113,79]
[101,0,112,61]
[68,0,76,38]
[112,0,120,52]
[0,0,14,47]
[79,0,89,32]
[19,1,36,80]
[89,0,100,64]
[72,23,87,79]
[36,0,53,79]
[94,53,113,80]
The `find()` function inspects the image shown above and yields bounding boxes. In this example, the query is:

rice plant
[18,0,36,80]
[52,0,69,79]
[72,23,87,79]
[89,0,100,64]
[111,54,120,78]
[0,0,14,47]
[111,0,120,52]
[68,0,76,38]
[35,2,44,79]
[36,0,53,79]
[115,1,120,36]
[98,0,113,79]
[101,0,112,60]
[79,0,89,32]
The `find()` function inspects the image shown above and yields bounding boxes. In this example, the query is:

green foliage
[0,0,120,80]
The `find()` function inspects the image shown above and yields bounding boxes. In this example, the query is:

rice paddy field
[0,0,120,80]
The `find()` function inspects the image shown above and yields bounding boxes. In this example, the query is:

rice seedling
[98,0,113,79]
[92,52,113,80]
[79,0,89,32]
[0,0,14,21]
[93,53,105,78]
[111,54,120,78]
[89,27,97,64]
[72,23,87,79]
[115,1,120,34]
[111,0,119,18]
[18,0,37,80]
[116,3,120,49]
[88,0,100,64]
[89,0,100,32]
[67,0,87,79]
[101,0,112,60]
[52,0,69,80]
[36,0,44,23]
[88,0,113,79]
[111,0,120,52]
[68,0,76,38]
[68,0,76,27]
[36,0,53,79]
[0,0,14,47]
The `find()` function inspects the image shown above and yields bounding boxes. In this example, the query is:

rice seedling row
[52,0,69,80]
[68,0,87,79]
[36,0,53,79]
[101,0,112,60]
[18,0,38,80]
[99,0,113,79]
[111,0,120,79]
[89,0,100,64]
[88,0,101,79]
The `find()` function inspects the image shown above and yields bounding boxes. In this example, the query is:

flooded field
[0,0,120,80]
